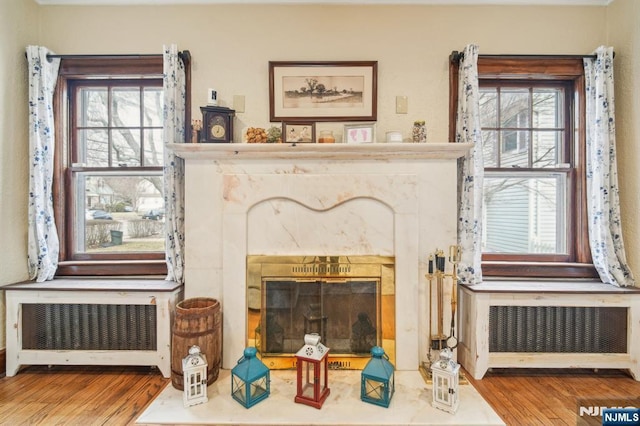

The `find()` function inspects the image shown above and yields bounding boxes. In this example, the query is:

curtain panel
[584,46,635,287]
[163,44,186,284]
[26,46,60,282]
[455,44,484,285]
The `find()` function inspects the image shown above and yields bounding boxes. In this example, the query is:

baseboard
[1,348,6,376]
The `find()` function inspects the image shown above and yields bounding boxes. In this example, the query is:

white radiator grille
[489,306,627,353]
[22,304,157,351]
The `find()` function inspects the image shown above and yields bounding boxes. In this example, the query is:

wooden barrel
[171,297,221,390]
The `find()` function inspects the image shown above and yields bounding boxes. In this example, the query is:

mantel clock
[201,106,235,143]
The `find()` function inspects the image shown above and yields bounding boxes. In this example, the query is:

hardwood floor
[0,365,639,425]
[0,365,168,425]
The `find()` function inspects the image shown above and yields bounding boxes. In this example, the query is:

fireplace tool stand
[419,245,467,384]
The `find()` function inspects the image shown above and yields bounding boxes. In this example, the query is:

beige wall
[0,0,40,350]
[2,2,638,352]
[607,0,640,279]
[38,4,607,143]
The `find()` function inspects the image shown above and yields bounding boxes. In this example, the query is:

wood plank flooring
[1,365,639,425]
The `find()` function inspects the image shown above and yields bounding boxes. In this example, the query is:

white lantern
[430,348,460,414]
[182,345,208,407]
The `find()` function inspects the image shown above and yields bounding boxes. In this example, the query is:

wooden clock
[200,106,235,143]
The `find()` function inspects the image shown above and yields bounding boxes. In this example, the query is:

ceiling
[34,0,613,5]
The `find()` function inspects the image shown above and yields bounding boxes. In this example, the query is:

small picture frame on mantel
[344,123,376,144]
[283,122,315,143]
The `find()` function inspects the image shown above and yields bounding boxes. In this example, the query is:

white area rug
[136,369,504,425]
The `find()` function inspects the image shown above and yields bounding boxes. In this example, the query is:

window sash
[449,54,596,279]
[53,55,175,276]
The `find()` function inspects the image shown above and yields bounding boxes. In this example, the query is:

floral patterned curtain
[584,46,635,287]
[455,44,483,285]
[26,46,60,282]
[163,44,186,284]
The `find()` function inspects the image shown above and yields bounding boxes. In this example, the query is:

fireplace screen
[247,256,395,370]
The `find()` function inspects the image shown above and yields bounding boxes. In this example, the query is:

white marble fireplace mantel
[169,142,471,371]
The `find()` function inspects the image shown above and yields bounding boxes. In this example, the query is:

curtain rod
[25,50,191,61]
[450,50,614,63]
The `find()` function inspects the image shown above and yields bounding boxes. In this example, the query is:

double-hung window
[451,56,597,279]
[54,56,168,276]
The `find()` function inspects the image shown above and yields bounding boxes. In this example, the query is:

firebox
[247,255,395,370]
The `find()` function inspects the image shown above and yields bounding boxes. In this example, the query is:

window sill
[56,260,168,276]
[482,261,599,279]
[465,278,640,294]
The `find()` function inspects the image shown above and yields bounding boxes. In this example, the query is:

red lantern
[294,333,330,409]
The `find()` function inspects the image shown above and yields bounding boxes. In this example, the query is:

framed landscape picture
[269,61,378,122]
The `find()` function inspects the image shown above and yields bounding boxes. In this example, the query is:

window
[53,56,177,276]
[450,56,597,278]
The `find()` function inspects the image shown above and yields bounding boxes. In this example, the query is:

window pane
[500,130,530,168]
[75,173,165,254]
[77,87,108,127]
[111,88,141,127]
[479,89,497,128]
[483,172,567,255]
[144,88,163,127]
[112,129,141,167]
[144,129,164,166]
[532,130,563,168]
[500,89,530,128]
[533,89,563,129]
[78,129,109,167]
[482,130,498,167]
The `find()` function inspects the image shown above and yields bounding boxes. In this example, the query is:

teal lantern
[361,346,395,407]
[231,347,270,408]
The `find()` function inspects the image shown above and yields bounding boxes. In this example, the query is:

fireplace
[169,142,470,371]
[247,255,395,369]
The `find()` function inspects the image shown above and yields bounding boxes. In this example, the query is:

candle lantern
[182,345,208,408]
[231,347,271,408]
[294,333,330,409]
[430,348,460,414]
[360,346,395,407]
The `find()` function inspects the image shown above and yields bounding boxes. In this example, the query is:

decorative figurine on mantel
[294,333,331,409]
[431,347,460,414]
[182,345,208,408]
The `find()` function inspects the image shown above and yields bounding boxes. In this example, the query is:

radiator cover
[489,306,627,353]
[22,303,157,351]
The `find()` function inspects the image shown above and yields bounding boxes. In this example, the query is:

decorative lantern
[231,347,270,408]
[182,345,208,408]
[430,348,460,414]
[294,333,330,409]
[360,346,395,408]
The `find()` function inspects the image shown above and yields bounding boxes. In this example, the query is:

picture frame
[283,122,316,143]
[269,61,378,122]
[343,123,376,144]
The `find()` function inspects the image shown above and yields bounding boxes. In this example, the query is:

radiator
[489,306,627,353]
[22,303,157,351]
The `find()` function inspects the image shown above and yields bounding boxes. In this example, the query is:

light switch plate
[396,96,408,114]
[233,95,245,113]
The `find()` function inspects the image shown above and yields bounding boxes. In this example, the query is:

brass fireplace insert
[247,255,395,369]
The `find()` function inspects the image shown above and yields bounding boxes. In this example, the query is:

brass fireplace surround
[247,255,395,369]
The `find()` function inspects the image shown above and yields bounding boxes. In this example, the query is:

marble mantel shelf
[168,142,472,161]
